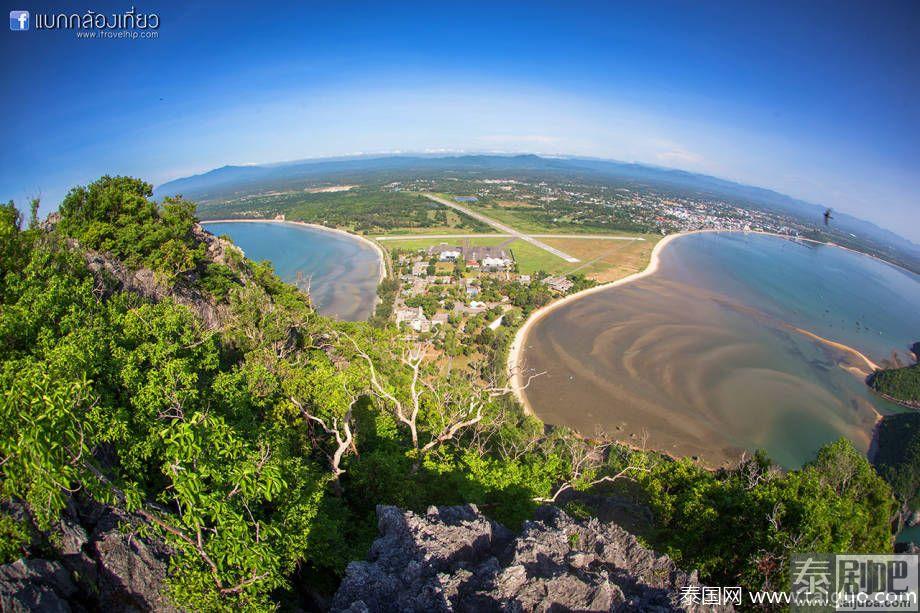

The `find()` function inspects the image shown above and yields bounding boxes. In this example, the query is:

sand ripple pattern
[520,271,886,468]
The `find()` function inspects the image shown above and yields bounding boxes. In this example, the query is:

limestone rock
[0,559,78,613]
[0,498,175,612]
[332,505,732,612]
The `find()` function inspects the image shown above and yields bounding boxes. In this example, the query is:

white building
[429,244,463,262]
[395,306,430,332]
[544,276,574,293]
[481,255,511,270]
[465,246,513,270]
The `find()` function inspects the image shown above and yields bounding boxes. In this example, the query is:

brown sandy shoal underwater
[515,272,881,469]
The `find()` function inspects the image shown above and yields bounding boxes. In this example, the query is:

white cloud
[656,147,703,166]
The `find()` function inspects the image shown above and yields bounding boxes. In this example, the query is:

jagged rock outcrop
[79,223,245,329]
[192,222,232,263]
[83,249,169,300]
[0,559,79,612]
[38,210,245,330]
[332,505,732,612]
[0,497,176,612]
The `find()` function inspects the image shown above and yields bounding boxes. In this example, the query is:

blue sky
[2,0,918,240]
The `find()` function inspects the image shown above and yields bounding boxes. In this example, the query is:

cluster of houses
[428,244,514,271]
[394,306,449,333]
[390,240,582,337]
[390,242,524,334]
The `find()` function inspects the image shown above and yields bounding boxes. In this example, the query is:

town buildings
[427,244,513,271]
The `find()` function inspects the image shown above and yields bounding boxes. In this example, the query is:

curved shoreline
[201,218,387,284]
[507,229,890,416]
[507,230,686,415]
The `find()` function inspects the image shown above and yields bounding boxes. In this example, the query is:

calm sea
[520,232,920,468]
[204,221,381,321]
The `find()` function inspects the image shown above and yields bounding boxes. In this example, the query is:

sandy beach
[201,218,387,284]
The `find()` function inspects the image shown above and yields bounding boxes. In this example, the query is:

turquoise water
[203,221,381,321]
[662,233,920,365]
[898,525,920,544]
[520,232,920,468]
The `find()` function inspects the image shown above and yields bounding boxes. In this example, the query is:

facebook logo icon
[9,11,30,31]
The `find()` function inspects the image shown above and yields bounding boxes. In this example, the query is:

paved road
[422,193,581,263]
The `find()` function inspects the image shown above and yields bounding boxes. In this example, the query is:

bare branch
[533,436,647,503]
[340,333,430,449]
[419,400,484,454]
[291,396,355,487]
[219,571,271,596]
[485,367,546,398]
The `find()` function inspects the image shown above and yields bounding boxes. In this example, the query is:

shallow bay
[519,233,920,467]
[204,221,382,321]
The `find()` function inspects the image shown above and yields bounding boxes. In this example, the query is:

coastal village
[388,239,587,362]
[393,177,804,237]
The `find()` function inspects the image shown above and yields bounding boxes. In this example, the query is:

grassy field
[541,235,660,282]
[471,206,558,233]
[506,237,657,278]
[476,203,647,235]
[506,241,570,274]
[376,233,659,282]
[434,261,454,275]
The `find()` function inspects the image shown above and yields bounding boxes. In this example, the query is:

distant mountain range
[155,153,919,259]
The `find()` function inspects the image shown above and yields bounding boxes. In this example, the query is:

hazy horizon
[156,151,918,246]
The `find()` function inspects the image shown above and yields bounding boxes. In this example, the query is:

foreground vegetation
[874,413,920,517]
[871,360,920,406]
[0,176,897,609]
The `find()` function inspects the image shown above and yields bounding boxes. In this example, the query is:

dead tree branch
[291,396,354,490]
